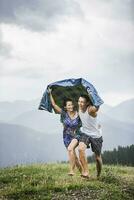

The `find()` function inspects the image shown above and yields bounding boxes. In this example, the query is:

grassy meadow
[0,163,134,200]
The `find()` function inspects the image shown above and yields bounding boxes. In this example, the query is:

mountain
[10,108,134,150]
[0,99,39,121]
[99,113,134,150]
[99,104,113,114]
[1,117,134,167]
[0,122,67,168]
[0,98,134,167]
[104,99,134,123]
[1,98,134,123]
[10,110,61,133]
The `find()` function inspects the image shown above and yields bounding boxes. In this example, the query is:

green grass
[0,163,134,200]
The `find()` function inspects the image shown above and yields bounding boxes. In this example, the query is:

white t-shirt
[79,108,102,138]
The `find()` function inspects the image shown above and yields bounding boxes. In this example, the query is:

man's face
[78,97,88,110]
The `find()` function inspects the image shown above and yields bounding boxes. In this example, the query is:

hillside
[0,123,66,168]
[0,98,134,168]
[100,113,134,150]
[104,98,134,123]
[11,109,134,149]
[0,99,39,122]
[1,120,134,168]
[10,110,61,134]
[0,164,134,200]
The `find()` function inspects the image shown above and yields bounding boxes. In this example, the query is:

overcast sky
[0,0,134,106]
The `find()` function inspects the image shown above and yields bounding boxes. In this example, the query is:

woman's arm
[48,88,62,114]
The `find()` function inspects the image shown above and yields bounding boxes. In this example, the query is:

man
[78,94,103,178]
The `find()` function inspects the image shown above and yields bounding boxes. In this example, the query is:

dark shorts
[63,134,80,148]
[79,132,103,156]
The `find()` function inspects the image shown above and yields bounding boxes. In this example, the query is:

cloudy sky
[0,0,134,106]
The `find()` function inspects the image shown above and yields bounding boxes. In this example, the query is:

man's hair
[80,94,93,105]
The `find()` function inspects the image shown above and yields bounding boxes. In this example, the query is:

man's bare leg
[95,154,102,178]
[78,142,89,177]
[67,139,79,175]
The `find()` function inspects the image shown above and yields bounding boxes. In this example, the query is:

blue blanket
[38,78,104,113]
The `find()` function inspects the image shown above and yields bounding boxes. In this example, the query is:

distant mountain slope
[11,110,61,133]
[105,99,134,123]
[0,123,66,168]
[0,99,39,121]
[1,98,134,124]
[0,121,134,168]
[0,98,134,167]
[100,104,113,114]
[10,109,134,149]
[100,113,134,150]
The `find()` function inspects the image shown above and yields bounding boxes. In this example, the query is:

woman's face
[65,101,74,112]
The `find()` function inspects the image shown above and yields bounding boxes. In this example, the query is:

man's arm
[48,88,62,114]
[88,106,99,117]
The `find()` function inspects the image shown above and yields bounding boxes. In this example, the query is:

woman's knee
[68,139,78,152]
[67,146,74,152]
[68,144,76,152]
[78,142,87,152]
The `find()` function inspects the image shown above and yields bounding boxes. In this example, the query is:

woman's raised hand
[48,87,52,94]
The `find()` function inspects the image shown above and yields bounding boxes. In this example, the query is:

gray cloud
[84,0,134,21]
[0,0,82,31]
[0,30,12,56]
[0,0,134,103]
[84,47,134,94]
[0,41,11,56]
[0,0,133,32]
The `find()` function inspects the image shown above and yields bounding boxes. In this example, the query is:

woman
[48,88,82,175]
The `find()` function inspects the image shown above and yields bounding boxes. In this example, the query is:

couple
[49,88,103,179]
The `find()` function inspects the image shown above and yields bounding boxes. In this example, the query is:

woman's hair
[80,94,93,106]
[62,97,73,107]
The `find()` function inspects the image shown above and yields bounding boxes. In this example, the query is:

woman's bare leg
[67,139,79,175]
